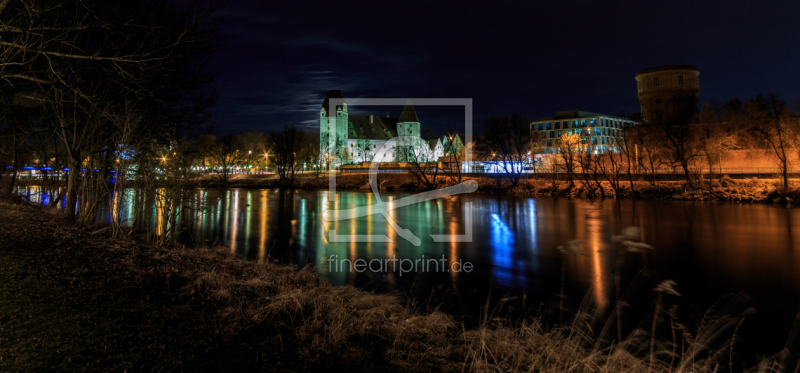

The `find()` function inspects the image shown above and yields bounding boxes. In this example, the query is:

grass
[0,202,797,372]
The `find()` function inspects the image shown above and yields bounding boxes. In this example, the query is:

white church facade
[320,90,443,164]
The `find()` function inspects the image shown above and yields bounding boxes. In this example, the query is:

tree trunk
[783,162,789,191]
[679,159,692,187]
[8,151,20,196]
[65,158,79,221]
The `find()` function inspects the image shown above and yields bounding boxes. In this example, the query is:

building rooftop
[347,115,398,140]
[537,110,622,121]
[636,64,698,75]
[321,90,345,117]
[398,100,419,123]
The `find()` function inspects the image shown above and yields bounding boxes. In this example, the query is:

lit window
[538,123,543,130]
[546,123,552,130]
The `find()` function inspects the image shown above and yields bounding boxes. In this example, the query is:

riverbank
[193,173,800,204]
[13,172,799,204]
[2,203,787,372]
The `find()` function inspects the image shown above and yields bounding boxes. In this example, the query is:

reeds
[162,242,798,372]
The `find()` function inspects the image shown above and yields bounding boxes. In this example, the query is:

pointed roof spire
[398,99,419,123]
[321,90,345,117]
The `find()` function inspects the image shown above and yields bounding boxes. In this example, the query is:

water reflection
[15,185,800,346]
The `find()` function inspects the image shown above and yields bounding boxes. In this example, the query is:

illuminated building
[319,90,441,164]
[529,111,638,154]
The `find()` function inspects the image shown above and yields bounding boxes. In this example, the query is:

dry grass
[1,203,796,372]
[472,175,800,204]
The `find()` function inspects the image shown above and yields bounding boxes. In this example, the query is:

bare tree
[529,131,546,178]
[295,132,319,174]
[237,132,270,173]
[0,0,222,221]
[613,126,638,191]
[209,134,244,187]
[354,139,374,163]
[746,94,798,191]
[397,134,441,190]
[640,93,704,187]
[575,148,603,197]
[442,131,465,185]
[557,133,582,186]
[481,115,530,186]
[270,125,306,184]
[596,150,625,196]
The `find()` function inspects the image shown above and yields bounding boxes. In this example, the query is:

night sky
[210,0,800,136]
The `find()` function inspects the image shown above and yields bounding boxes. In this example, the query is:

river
[17,186,800,355]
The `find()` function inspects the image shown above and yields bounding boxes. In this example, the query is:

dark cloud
[209,0,800,135]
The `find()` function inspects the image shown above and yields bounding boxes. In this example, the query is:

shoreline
[190,173,800,204]
[13,172,799,205]
[0,203,797,372]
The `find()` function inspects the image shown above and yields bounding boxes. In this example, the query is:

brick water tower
[635,65,700,124]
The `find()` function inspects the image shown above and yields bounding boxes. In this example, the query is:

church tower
[320,90,348,162]
[397,100,420,137]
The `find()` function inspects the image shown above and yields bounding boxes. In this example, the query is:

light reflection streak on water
[259,190,268,263]
[386,196,396,286]
[17,187,800,341]
[526,200,538,274]
[366,195,372,260]
[195,190,204,241]
[299,199,307,248]
[586,205,608,308]
[348,196,357,284]
[230,190,238,253]
[449,207,459,288]
[243,191,251,258]
[490,212,521,286]
[320,191,329,245]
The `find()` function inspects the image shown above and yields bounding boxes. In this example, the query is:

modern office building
[530,110,638,154]
[635,65,700,124]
